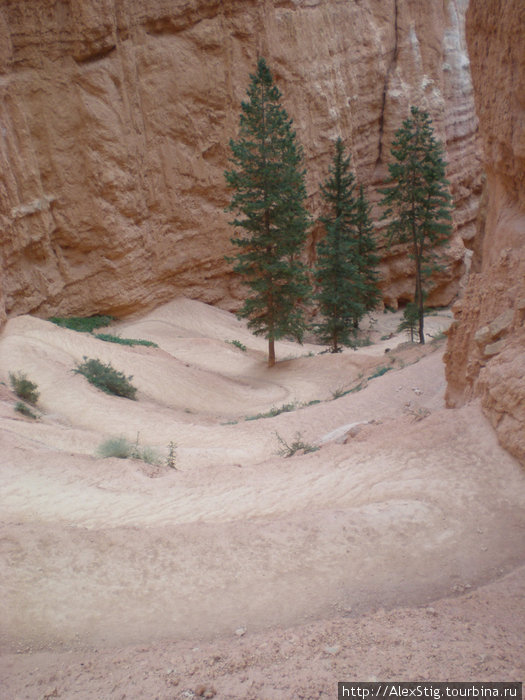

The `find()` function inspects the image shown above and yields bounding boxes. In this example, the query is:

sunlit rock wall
[445,0,525,464]
[0,0,480,320]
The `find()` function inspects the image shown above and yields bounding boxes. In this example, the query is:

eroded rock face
[445,0,525,464]
[0,0,480,320]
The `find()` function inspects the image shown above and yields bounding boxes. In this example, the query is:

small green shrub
[397,303,419,342]
[331,386,348,400]
[97,435,161,465]
[14,401,39,419]
[226,339,247,352]
[349,382,365,393]
[97,436,132,459]
[276,431,319,458]
[245,402,297,421]
[49,315,114,333]
[368,366,393,380]
[9,371,40,405]
[95,333,158,348]
[135,444,161,465]
[74,357,137,399]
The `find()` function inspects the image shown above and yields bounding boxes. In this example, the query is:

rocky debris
[474,308,515,357]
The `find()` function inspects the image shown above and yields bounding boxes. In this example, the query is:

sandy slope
[0,299,524,699]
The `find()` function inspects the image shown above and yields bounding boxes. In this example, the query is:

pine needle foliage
[9,371,40,405]
[397,302,419,342]
[380,106,453,344]
[74,357,137,400]
[225,58,310,367]
[314,139,380,352]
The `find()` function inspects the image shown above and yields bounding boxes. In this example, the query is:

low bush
[226,339,247,352]
[245,402,297,421]
[49,315,114,333]
[74,357,137,399]
[9,371,40,405]
[368,366,393,380]
[276,431,319,458]
[97,435,161,465]
[95,333,158,348]
[397,303,419,342]
[14,401,39,419]
[97,436,132,459]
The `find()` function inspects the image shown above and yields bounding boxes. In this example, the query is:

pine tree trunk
[412,215,425,345]
[268,337,275,367]
[415,263,425,344]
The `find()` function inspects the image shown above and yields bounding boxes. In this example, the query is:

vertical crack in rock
[376,0,399,167]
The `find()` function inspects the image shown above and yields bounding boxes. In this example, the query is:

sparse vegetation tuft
[74,357,137,399]
[97,435,161,465]
[9,371,40,405]
[94,333,158,348]
[226,339,247,352]
[331,386,349,400]
[166,441,177,469]
[97,436,132,459]
[245,402,297,421]
[429,330,447,343]
[49,315,114,333]
[397,303,420,342]
[368,366,393,380]
[14,401,39,419]
[276,431,319,458]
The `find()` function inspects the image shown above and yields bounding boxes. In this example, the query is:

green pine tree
[314,139,380,353]
[225,58,310,367]
[379,106,453,344]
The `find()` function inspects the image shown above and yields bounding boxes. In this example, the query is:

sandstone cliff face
[445,0,525,464]
[0,0,480,321]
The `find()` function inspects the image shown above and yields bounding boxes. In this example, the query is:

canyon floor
[0,299,524,700]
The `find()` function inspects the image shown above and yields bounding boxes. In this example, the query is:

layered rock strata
[0,0,480,321]
[445,0,525,464]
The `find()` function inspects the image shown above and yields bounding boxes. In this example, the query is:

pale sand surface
[0,299,524,699]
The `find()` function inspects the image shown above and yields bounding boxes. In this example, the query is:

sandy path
[0,299,523,698]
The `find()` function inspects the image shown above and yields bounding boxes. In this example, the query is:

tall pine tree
[314,138,380,352]
[225,58,310,367]
[379,106,453,344]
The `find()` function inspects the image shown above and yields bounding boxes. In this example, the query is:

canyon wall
[0,0,480,323]
[445,0,525,464]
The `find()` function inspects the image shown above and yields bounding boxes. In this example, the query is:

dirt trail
[0,299,524,698]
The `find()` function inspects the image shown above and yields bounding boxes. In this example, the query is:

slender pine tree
[314,138,380,352]
[225,58,310,367]
[379,106,453,343]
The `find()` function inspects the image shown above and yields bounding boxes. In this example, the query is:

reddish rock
[0,0,480,321]
[445,0,525,464]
